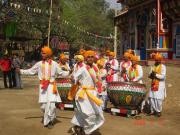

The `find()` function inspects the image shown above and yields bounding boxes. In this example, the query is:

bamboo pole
[47,0,53,47]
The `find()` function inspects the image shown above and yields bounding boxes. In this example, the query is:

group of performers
[16,46,166,135]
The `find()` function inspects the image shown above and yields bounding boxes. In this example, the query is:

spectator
[0,54,12,88]
[12,53,22,89]
[11,54,16,87]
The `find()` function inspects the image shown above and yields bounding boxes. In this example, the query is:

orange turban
[131,55,139,62]
[84,50,95,58]
[150,52,156,59]
[154,53,163,61]
[124,52,132,59]
[97,59,105,67]
[79,49,86,56]
[41,46,52,56]
[106,50,111,56]
[109,52,115,57]
[59,53,67,60]
[126,49,134,55]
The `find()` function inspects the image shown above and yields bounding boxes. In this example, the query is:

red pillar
[156,0,160,49]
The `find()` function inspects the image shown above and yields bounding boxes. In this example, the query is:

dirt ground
[0,65,180,135]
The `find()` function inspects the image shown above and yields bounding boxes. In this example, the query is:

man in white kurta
[70,50,104,135]
[59,53,70,72]
[148,53,166,117]
[19,46,69,128]
[107,51,119,82]
[128,55,143,84]
[97,59,108,111]
[119,52,132,82]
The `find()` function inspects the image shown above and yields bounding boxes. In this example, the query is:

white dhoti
[71,89,105,135]
[149,98,163,113]
[40,102,56,126]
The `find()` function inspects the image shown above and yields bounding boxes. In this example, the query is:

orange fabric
[106,50,111,55]
[84,50,95,58]
[151,64,162,91]
[126,49,134,55]
[131,55,139,62]
[79,49,86,56]
[154,53,163,61]
[40,80,57,94]
[97,59,105,67]
[109,52,115,57]
[129,65,139,81]
[150,52,156,59]
[59,53,67,60]
[124,52,132,59]
[68,84,79,101]
[41,46,52,56]
[78,86,103,106]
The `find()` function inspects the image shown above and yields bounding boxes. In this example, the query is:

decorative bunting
[1,1,113,40]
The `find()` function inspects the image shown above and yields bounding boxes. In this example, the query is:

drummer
[106,51,119,82]
[97,59,108,111]
[128,55,143,84]
[59,53,70,72]
[119,52,132,82]
[148,53,166,117]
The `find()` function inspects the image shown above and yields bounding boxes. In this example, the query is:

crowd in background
[0,53,23,89]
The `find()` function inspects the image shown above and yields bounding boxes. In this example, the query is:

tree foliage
[0,0,114,49]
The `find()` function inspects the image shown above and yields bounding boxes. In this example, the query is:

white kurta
[71,64,105,135]
[108,58,119,81]
[20,60,69,126]
[20,60,69,103]
[128,65,143,84]
[59,62,70,71]
[119,60,132,82]
[149,64,166,113]
[149,64,166,100]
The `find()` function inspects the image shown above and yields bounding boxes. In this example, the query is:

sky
[105,0,121,9]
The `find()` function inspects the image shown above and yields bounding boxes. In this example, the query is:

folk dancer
[18,46,69,128]
[128,55,143,83]
[148,53,166,117]
[69,50,104,135]
[119,52,132,82]
[59,53,70,72]
[97,59,108,111]
[106,51,119,82]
